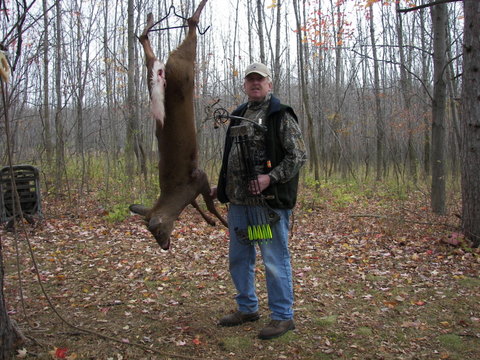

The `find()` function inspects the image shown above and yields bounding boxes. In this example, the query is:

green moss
[356,327,373,336]
[438,334,464,352]
[458,276,480,288]
[315,315,338,328]
[219,336,252,352]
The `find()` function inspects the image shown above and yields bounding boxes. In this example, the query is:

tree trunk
[0,91,26,360]
[369,4,384,181]
[272,0,282,93]
[1,242,15,360]
[125,0,135,177]
[0,238,25,359]
[293,0,319,182]
[420,8,431,178]
[54,0,65,191]
[461,0,480,247]
[125,0,146,178]
[247,1,254,64]
[74,0,87,194]
[42,0,52,164]
[256,0,266,64]
[396,3,417,184]
[430,3,447,214]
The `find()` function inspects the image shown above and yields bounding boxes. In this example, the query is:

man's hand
[248,174,270,195]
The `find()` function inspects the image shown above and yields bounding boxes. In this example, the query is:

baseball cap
[244,62,272,78]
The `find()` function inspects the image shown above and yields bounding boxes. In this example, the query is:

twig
[349,214,387,219]
[349,214,459,229]
[397,0,462,13]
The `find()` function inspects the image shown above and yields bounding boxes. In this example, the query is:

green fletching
[266,224,273,238]
[248,226,253,240]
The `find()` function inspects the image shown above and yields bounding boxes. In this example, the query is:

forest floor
[2,182,480,360]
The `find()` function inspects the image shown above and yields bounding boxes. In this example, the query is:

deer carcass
[130,0,227,249]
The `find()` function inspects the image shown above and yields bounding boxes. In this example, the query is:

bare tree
[430,2,447,214]
[256,0,266,63]
[41,0,52,164]
[0,2,34,357]
[461,0,480,247]
[293,0,319,182]
[54,0,65,190]
[369,3,385,181]
[0,240,25,359]
[125,0,146,179]
[272,0,282,93]
[419,7,431,178]
[396,2,417,184]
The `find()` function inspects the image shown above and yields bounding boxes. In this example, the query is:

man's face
[244,73,272,102]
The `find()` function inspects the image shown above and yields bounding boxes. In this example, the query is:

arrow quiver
[229,123,280,245]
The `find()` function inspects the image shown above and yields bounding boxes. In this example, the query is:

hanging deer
[130,0,227,250]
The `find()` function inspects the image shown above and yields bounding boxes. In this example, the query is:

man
[211,62,307,340]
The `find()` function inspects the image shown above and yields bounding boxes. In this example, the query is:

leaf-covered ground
[2,184,480,360]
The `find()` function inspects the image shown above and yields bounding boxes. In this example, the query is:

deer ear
[129,204,150,216]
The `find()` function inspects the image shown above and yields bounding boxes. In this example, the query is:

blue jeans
[227,204,294,320]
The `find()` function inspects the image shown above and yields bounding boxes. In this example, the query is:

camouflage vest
[217,95,300,209]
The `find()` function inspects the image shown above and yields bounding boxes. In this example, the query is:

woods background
[0,0,466,210]
[2,1,480,358]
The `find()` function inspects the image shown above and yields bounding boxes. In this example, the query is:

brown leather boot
[258,319,295,340]
[218,311,260,327]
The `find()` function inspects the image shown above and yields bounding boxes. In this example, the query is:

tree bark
[461,0,480,247]
[420,8,431,178]
[396,3,417,184]
[293,0,319,182]
[42,0,52,164]
[430,3,447,214]
[272,0,282,93]
[125,0,146,178]
[256,0,266,64]
[369,4,384,181]
[54,0,65,191]
[1,240,15,360]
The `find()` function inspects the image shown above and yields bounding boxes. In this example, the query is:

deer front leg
[139,13,166,129]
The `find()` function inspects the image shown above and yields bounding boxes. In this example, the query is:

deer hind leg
[196,170,228,227]
[201,190,228,227]
[190,199,216,226]
[188,169,227,227]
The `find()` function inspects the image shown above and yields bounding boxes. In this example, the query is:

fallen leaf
[50,348,68,359]
[16,348,27,358]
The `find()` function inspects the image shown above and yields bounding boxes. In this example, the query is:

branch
[397,0,463,13]
[349,214,459,229]
[350,48,433,101]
